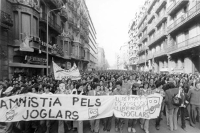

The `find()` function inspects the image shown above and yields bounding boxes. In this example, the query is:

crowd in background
[0,70,200,133]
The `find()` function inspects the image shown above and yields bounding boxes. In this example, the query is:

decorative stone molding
[8,0,40,12]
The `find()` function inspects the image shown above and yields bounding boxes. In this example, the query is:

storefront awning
[9,63,50,69]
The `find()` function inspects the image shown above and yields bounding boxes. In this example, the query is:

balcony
[137,45,148,55]
[1,10,13,29]
[137,11,148,29]
[167,0,189,16]
[155,11,167,27]
[60,9,68,22]
[44,0,62,9]
[154,48,167,58]
[148,28,167,47]
[155,0,167,14]
[139,33,148,44]
[167,34,200,54]
[168,2,200,34]
[52,44,64,57]
[147,0,157,13]
[147,22,156,35]
[147,13,155,24]
[138,22,147,35]
[40,12,62,34]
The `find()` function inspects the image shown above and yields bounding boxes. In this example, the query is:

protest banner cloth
[0,93,162,122]
[114,93,163,119]
[0,93,114,122]
[53,61,81,80]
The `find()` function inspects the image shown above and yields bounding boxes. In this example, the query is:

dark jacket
[165,88,180,110]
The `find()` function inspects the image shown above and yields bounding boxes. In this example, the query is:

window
[14,11,19,39]
[51,36,56,44]
[32,16,38,37]
[21,13,31,36]
[39,30,46,42]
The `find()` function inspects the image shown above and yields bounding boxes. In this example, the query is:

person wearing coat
[165,86,183,131]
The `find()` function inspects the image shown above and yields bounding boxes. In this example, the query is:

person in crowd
[113,81,128,133]
[165,81,182,131]
[177,79,188,131]
[90,84,101,133]
[154,81,165,130]
[187,80,200,129]
[137,81,153,133]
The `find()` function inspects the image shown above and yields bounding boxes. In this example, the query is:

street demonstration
[0,61,199,133]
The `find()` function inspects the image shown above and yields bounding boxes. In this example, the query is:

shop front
[9,54,49,78]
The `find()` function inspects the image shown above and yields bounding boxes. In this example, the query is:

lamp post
[46,5,66,76]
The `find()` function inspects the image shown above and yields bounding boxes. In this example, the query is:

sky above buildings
[86,0,145,67]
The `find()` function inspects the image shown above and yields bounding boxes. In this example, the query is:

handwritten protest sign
[0,93,114,122]
[114,93,163,119]
[0,93,163,122]
[53,61,81,80]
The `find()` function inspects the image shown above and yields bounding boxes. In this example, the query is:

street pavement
[79,116,200,133]
[0,116,199,133]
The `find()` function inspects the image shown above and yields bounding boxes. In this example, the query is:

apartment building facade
[135,0,200,73]
[87,11,98,71]
[128,13,139,70]
[0,0,97,80]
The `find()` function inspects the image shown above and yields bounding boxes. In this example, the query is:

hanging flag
[53,61,81,80]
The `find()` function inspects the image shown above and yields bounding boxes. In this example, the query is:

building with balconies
[0,0,95,79]
[132,0,200,73]
[128,12,139,70]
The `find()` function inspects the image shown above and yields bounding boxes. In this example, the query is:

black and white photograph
[0,0,200,133]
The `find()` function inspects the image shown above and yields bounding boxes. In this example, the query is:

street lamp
[46,5,66,76]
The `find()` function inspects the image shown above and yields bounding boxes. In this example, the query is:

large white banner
[114,94,163,119]
[53,61,81,80]
[0,93,163,122]
[0,93,114,122]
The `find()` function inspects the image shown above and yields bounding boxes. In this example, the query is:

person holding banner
[89,84,101,133]
[113,81,129,133]
[137,81,153,133]
[154,81,165,130]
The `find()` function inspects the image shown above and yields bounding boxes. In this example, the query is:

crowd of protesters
[0,70,200,133]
